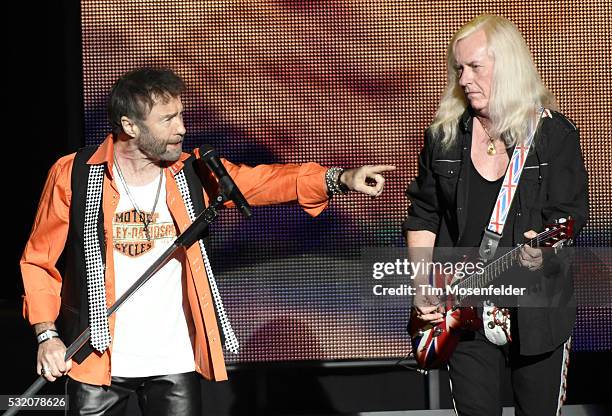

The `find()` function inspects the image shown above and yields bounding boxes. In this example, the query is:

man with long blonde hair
[432,15,559,150]
[403,15,588,415]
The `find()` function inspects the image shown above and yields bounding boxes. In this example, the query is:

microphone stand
[4,194,230,416]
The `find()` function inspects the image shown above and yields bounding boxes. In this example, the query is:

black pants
[448,330,570,416]
[65,372,202,416]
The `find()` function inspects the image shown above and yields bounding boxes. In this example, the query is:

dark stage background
[4,0,611,414]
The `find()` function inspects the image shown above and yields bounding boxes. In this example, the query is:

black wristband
[337,170,350,193]
[326,167,349,197]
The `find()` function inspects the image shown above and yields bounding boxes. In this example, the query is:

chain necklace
[113,153,163,241]
[477,117,497,156]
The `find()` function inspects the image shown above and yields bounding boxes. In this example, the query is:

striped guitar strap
[478,108,550,345]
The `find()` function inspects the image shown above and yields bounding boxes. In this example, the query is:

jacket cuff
[296,163,329,217]
[401,216,439,235]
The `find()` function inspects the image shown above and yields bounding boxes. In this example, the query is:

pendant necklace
[113,153,163,241]
[479,119,497,156]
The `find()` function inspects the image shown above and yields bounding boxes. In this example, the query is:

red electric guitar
[408,218,574,372]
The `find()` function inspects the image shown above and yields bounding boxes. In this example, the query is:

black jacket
[402,109,589,355]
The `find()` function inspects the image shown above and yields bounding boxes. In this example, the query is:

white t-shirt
[111,168,196,377]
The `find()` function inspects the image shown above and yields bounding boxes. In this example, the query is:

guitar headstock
[538,217,575,249]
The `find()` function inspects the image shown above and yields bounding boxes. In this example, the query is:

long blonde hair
[431,15,557,147]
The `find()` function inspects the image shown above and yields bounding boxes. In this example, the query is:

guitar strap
[478,108,549,261]
[477,108,548,346]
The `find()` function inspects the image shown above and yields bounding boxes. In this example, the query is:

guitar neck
[457,246,522,293]
[450,220,571,304]
[455,233,546,302]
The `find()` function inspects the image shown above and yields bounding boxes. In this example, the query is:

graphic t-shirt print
[113,209,177,257]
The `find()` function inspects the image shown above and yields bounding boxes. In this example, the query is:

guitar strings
[454,226,566,295]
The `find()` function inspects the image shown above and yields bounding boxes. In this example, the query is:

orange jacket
[20,134,329,385]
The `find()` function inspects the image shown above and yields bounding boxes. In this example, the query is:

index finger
[523,230,538,239]
[368,165,396,173]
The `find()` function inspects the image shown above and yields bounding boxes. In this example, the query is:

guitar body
[407,218,574,372]
[408,306,481,370]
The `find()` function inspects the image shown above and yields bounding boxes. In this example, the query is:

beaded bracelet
[325,167,350,197]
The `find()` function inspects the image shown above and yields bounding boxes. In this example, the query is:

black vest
[57,146,210,363]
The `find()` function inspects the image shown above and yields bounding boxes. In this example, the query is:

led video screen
[81,0,611,362]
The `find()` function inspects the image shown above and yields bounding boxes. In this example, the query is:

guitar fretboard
[454,227,565,303]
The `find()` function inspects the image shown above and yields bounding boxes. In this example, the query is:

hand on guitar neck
[518,230,544,271]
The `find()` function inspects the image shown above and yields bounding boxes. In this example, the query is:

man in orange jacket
[21,67,395,415]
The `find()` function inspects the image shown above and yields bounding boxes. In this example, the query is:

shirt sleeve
[402,130,442,235]
[221,160,329,217]
[192,151,330,217]
[542,124,589,236]
[20,155,74,325]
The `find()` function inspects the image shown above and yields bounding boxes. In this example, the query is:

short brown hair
[107,67,185,134]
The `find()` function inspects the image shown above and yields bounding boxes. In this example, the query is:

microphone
[200,144,252,218]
